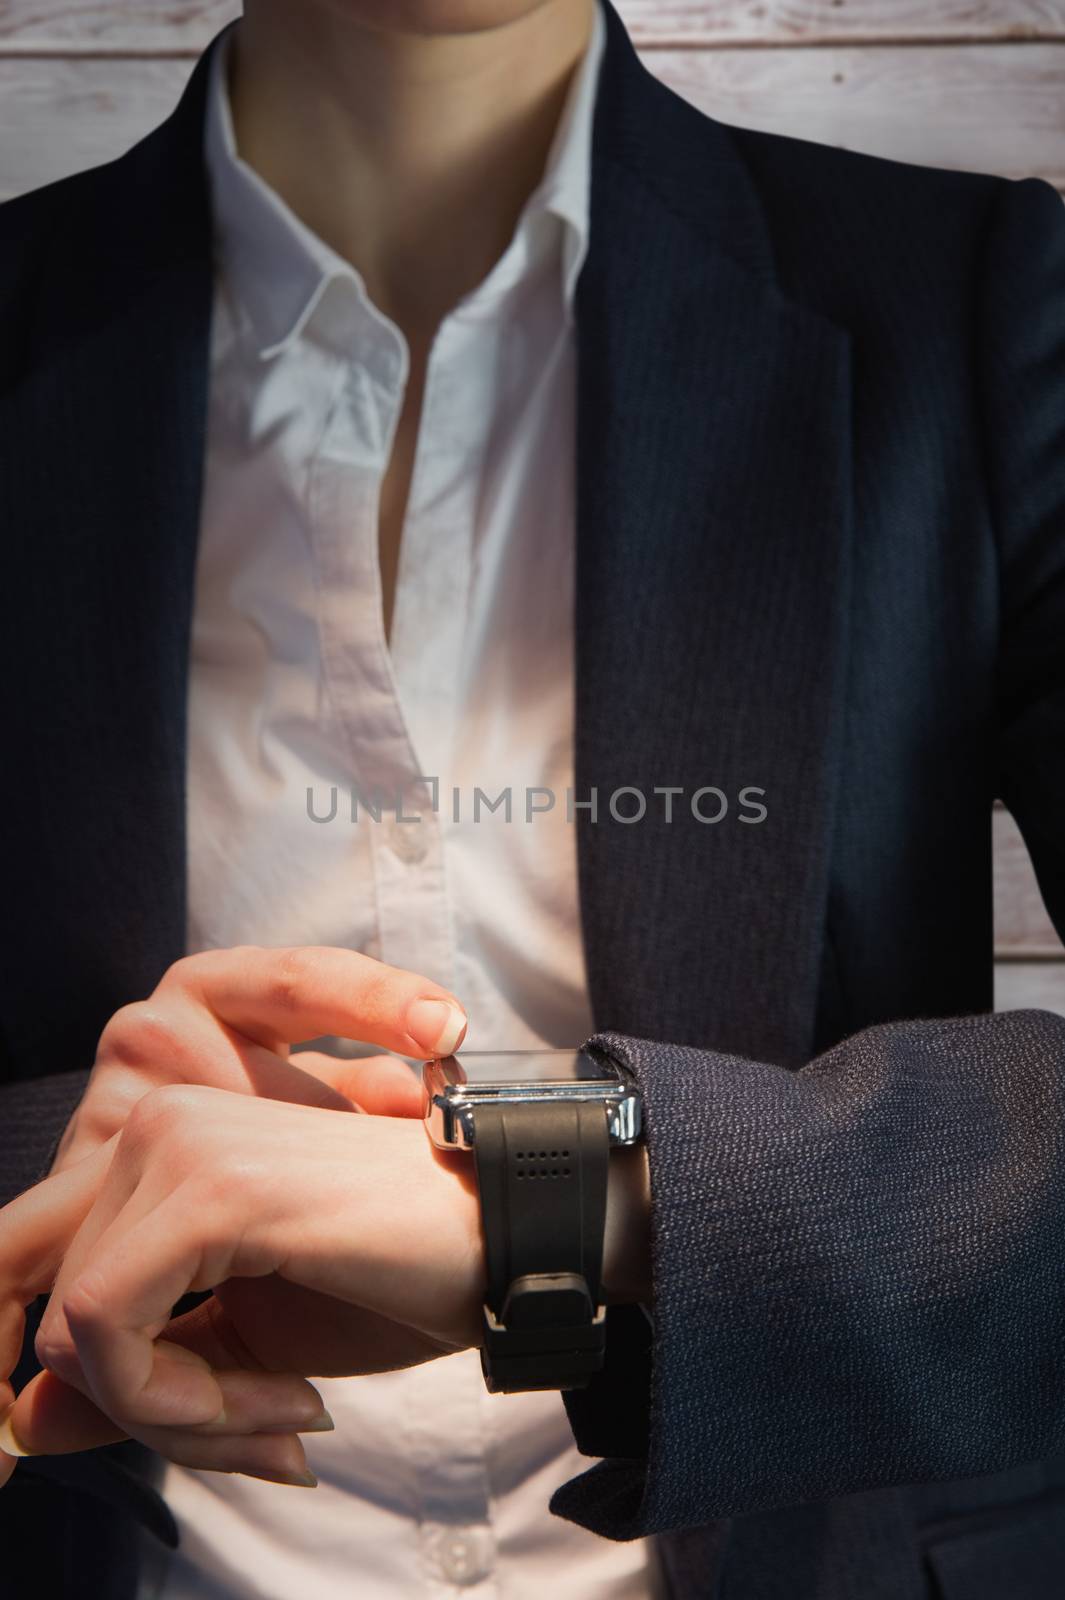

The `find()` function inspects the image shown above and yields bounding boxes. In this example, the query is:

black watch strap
[472,1098,610,1393]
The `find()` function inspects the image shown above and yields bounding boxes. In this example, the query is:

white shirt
[152,11,658,1599]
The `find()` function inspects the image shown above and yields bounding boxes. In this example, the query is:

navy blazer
[2,3,1065,1596]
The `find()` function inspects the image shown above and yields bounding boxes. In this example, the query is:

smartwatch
[422,1046,643,1394]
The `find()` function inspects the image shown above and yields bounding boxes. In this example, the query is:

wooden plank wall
[3,1,1063,1011]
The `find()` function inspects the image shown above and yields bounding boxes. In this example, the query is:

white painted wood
[2,1,1064,53]
[652,43,1065,183]
[994,959,1065,1013]
[0,1,240,53]
[0,56,188,198]
[618,1,1065,47]
[2,44,1064,202]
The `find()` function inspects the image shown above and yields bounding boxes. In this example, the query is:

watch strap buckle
[480,1273,606,1393]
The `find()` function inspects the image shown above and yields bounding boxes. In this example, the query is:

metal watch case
[422,1049,642,1151]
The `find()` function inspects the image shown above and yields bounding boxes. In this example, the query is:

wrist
[426,1139,486,1284]
[421,1048,647,1388]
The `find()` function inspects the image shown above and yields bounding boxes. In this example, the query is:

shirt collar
[204,6,605,359]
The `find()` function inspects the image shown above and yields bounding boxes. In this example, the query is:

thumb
[293,1052,424,1117]
[1,1367,126,1461]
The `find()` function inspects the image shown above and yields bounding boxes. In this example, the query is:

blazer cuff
[552,1012,1065,1539]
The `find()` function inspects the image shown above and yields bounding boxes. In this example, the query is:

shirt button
[386,816,428,864]
[426,1525,493,1587]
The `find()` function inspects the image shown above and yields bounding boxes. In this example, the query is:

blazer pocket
[925,1491,1065,1600]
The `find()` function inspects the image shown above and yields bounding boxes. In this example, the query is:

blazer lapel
[576,3,853,1067]
[0,48,218,1079]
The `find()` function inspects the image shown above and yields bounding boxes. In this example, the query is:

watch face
[436,1049,616,1087]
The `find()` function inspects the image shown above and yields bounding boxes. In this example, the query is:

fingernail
[0,1409,32,1459]
[248,1466,318,1489]
[406,998,467,1057]
[300,1411,335,1434]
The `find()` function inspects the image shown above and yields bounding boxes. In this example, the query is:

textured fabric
[0,1071,88,1210]
[554,1012,1065,1533]
[925,1491,1065,1600]
[2,0,1065,1595]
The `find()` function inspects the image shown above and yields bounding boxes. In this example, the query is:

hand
[29,1089,483,1453]
[0,946,466,1486]
[2,1081,653,1486]
[51,944,465,1174]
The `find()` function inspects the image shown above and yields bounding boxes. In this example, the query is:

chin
[321,0,562,33]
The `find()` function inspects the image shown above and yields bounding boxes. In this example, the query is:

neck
[229,0,596,337]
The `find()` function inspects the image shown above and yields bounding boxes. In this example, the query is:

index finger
[163,946,466,1059]
[0,1144,116,1475]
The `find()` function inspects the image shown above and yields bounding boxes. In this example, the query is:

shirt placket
[385,311,505,1597]
[306,288,500,1595]
[367,308,503,983]
[303,289,437,983]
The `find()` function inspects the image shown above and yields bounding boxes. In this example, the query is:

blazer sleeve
[0,1071,89,1210]
[552,177,1065,1540]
